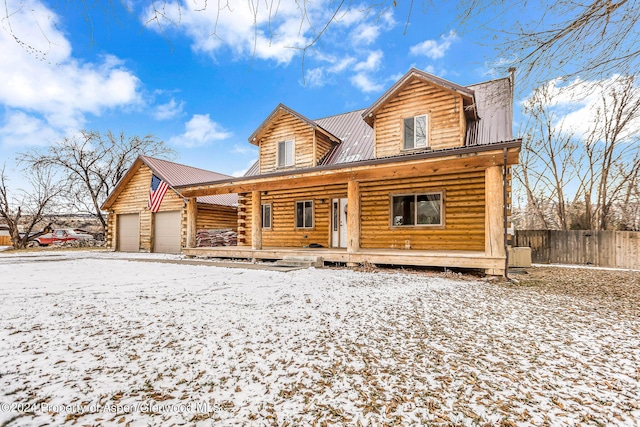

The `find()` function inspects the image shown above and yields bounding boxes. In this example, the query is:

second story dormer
[249,104,340,174]
[362,68,479,158]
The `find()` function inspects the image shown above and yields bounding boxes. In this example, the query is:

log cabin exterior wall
[258,111,315,174]
[374,77,465,158]
[236,171,485,252]
[238,184,346,248]
[315,131,335,164]
[196,203,238,231]
[360,170,485,251]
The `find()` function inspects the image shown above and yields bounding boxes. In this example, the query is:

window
[262,204,272,229]
[391,192,442,226]
[278,140,294,167]
[295,200,313,228]
[403,115,428,150]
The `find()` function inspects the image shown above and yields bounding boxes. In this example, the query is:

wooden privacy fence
[514,230,640,269]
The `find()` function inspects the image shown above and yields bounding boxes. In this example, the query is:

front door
[331,198,348,248]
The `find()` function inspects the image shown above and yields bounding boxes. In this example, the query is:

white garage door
[154,211,181,254]
[118,213,140,252]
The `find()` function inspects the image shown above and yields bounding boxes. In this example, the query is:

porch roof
[176,139,521,198]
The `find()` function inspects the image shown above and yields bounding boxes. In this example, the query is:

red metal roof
[142,156,232,186]
[141,156,237,206]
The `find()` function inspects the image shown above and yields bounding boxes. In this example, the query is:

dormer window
[403,115,428,150]
[278,140,294,167]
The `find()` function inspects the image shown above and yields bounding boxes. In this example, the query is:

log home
[179,68,521,275]
[101,156,237,253]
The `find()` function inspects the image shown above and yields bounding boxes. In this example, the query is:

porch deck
[182,246,505,271]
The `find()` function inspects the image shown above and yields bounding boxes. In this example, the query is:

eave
[177,140,521,198]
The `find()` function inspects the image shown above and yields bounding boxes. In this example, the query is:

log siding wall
[374,77,465,158]
[258,111,315,174]
[360,171,486,251]
[237,170,486,251]
[239,184,346,248]
[196,204,238,231]
[107,164,186,251]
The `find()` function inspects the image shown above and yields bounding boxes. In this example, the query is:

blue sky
[1,0,530,182]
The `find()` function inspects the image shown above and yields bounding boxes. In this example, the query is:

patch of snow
[0,252,638,425]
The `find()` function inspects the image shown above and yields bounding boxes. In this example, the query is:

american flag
[148,174,169,212]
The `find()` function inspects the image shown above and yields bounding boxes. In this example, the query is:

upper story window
[403,115,429,150]
[278,140,294,167]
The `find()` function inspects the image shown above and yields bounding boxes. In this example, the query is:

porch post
[347,179,360,256]
[186,198,198,248]
[251,190,262,250]
[485,166,506,275]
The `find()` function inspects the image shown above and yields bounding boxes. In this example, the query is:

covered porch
[177,143,520,276]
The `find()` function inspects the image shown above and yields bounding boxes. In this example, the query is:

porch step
[276,256,324,268]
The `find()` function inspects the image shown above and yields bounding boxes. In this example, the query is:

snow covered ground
[0,251,638,426]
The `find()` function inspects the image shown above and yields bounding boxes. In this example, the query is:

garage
[118,213,140,252]
[154,211,181,254]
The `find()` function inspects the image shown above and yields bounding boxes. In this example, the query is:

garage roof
[101,156,238,210]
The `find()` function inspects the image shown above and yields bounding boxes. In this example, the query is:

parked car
[33,229,95,246]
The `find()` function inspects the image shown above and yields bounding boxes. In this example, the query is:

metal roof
[196,194,238,207]
[465,77,514,146]
[242,70,514,178]
[315,109,374,166]
[181,139,522,190]
[142,156,232,186]
[142,156,237,206]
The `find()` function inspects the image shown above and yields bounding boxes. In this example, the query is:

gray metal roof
[243,70,514,177]
[315,109,374,165]
[141,156,237,206]
[465,77,514,146]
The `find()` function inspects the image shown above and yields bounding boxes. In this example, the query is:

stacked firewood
[196,229,238,247]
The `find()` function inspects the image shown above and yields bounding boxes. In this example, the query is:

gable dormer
[249,104,340,174]
[362,68,477,158]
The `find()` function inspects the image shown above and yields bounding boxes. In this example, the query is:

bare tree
[516,82,581,230]
[0,164,63,249]
[20,131,174,235]
[575,75,640,230]
[458,0,640,87]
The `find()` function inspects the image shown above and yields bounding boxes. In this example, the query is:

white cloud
[153,99,184,120]
[232,144,256,155]
[350,73,383,93]
[351,23,380,46]
[354,50,383,72]
[0,0,142,146]
[410,30,459,60]
[144,0,321,64]
[305,68,326,88]
[0,111,61,146]
[169,114,232,147]
[523,76,640,140]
